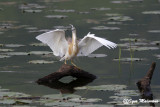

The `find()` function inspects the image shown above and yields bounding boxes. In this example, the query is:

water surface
[0,0,160,106]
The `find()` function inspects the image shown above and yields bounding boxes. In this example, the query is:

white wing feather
[78,32,117,56]
[36,29,68,57]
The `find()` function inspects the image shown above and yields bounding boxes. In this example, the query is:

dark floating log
[136,62,156,107]
[37,64,96,83]
[36,64,96,93]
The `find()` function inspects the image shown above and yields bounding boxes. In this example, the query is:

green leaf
[0,99,15,104]
[91,26,120,30]
[115,90,140,96]
[69,98,102,103]
[28,60,54,64]
[75,85,127,91]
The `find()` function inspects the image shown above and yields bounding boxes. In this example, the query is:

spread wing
[36,29,68,57]
[78,32,117,56]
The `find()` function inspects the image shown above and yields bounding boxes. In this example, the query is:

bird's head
[69,24,76,31]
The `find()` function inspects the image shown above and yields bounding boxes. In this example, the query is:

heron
[36,24,117,67]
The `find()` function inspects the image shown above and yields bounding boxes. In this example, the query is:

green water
[0,0,160,106]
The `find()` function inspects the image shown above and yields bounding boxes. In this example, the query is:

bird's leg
[71,60,80,69]
[65,59,67,64]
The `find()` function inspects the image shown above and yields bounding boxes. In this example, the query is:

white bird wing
[36,29,68,57]
[78,32,117,56]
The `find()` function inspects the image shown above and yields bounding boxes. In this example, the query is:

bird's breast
[68,43,73,56]
[68,42,79,56]
[74,43,79,56]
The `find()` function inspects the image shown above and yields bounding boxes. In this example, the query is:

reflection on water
[37,78,95,94]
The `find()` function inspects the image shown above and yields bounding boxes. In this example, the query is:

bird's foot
[74,65,80,69]
[71,61,80,69]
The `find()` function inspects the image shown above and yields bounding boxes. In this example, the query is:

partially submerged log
[37,64,96,84]
[136,62,156,106]
[36,64,96,93]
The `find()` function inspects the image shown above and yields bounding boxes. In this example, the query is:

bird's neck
[72,30,77,44]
